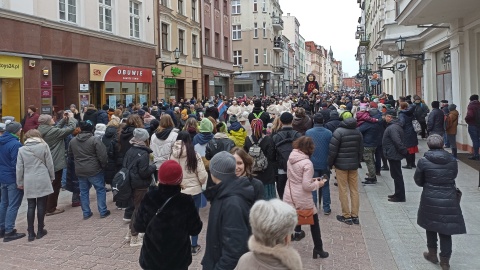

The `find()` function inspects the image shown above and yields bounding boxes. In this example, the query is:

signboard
[41,81,52,88]
[108,95,117,109]
[213,71,231,77]
[41,98,51,105]
[164,78,176,86]
[79,84,89,92]
[41,106,52,115]
[41,89,52,98]
[396,63,407,72]
[171,67,182,77]
[126,95,133,106]
[209,80,215,86]
[90,64,152,83]
[0,56,22,78]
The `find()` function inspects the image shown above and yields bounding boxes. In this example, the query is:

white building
[282,13,301,92]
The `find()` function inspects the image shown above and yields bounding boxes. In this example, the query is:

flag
[217,100,227,116]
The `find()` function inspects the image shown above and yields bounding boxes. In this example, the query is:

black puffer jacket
[205,133,235,160]
[427,108,445,136]
[328,117,363,170]
[123,145,156,189]
[96,110,109,125]
[248,107,270,130]
[116,125,135,167]
[134,185,202,270]
[292,115,313,135]
[399,106,419,148]
[414,150,466,235]
[202,177,255,270]
[102,126,118,185]
[382,119,408,160]
[243,135,276,185]
[324,111,341,133]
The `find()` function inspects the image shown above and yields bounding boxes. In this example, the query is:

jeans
[276,174,288,200]
[468,125,480,156]
[46,170,63,213]
[444,133,450,147]
[335,169,360,218]
[311,170,331,213]
[294,214,323,250]
[0,183,24,233]
[78,171,108,218]
[426,230,452,258]
[388,160,405,200]
[61,168,67,188]
[27,196,47,233]
[191,193,202,247]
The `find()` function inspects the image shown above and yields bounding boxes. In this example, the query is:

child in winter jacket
[228,115,247,147]
[94,124,106,139]
[356,104,379,127]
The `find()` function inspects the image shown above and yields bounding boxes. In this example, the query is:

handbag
[412,119,421,134]
[288,179,314,225]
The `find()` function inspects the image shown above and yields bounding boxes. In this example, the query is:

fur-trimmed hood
[235,236,302,270]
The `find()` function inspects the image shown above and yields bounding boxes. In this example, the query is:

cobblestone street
[0,140,478,270]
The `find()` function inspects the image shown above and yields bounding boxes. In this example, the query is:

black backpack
[274,131,299,171]
[112,152,147,202]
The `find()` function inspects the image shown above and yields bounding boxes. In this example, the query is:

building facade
[201,0,234,98]
[157,0,202,102]
[282,13,300,93]
[231,0,284,97]
[0,0,156,121]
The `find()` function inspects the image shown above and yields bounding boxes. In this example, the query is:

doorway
[52,86,65,113]
[192,80,198,99]
[177,79,185,100]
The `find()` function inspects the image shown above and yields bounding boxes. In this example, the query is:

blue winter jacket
[306,124,332,170]
[358,110,383,148]
[97,110,109,125]
[0,132,22,184]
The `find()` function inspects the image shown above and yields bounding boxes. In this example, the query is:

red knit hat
[158,160,183,186]
[369,102,378,108]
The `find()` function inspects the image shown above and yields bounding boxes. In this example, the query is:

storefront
[89,64,153,110]
[0,55,23,121]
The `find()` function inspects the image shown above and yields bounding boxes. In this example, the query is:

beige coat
[235,236,303,270]
[169,140,208,195]
[16,138,54,199]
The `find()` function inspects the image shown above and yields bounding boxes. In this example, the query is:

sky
[279,0,360,77]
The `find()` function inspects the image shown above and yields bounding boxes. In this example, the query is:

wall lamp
[396,36,425,63]
[161,48,180,71]
[376,56,395,73]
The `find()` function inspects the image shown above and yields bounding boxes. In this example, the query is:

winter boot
[439,256,450,270]
[423,247,439,264]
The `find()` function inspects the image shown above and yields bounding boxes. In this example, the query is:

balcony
[272,17,284,31]
[273,40,284,52]
[396,0,480,25]
[274,66,285,74]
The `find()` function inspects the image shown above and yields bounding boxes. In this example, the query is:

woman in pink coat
[284,136,329,259]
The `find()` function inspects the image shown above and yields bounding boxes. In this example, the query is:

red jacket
[465,100,480,126]
[22,113,39,133]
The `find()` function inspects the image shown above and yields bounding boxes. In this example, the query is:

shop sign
[164,78,176,86]
[0,56,23,78]
[41,89,52,98]
[79,84,89,92]
[235,74,250,79]
[41,80,52,88]
[171,67,182,77]
[90,64,152,83]
[209,80,215,86]
[213,71,231,77]
[396,63,407,72]
[41,106,52,115]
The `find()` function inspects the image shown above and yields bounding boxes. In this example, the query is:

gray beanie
[209,151,237,182]
[133,128,149,142]
[6,121,22,134]
[448,104,457,111]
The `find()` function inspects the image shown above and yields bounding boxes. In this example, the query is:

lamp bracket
[161,61,179,72]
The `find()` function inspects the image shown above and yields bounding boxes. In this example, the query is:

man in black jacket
[328,117,363,225]
[202,151,255,270]
[359,108,383,184]
[427,101,445,136]
[382,109,408,202]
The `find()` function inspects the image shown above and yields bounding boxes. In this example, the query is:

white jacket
[227,105,242,116]
[150,128,179,169]
[170,140,208,196]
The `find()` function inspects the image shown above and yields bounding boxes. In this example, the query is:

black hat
[431,101,440,108]
[79,120,94,132]
[280,112,293,124]
[254,99,262,108]
[313,113,324,124]
[440,100,448,104]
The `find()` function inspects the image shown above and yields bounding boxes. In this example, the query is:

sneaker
[117,207,126,210]
[3,230,26,242]
[324,210,332,215]
[83,212,93,220]
[291,230,306,241]
[123,218,131,222]
[381,166,390,171]
[387,194,395,199]
[351,217,360,225]
[71,202,81,207]
[138,233,145,244]
[46,208,65,216]
[402,165,412,169]
[388,197,406,202]
[100,210,111,218]
[191,245,202,256]
[336,215,353,225]
[129,235,142,247]
[362,177,377,184]
[125,230,132,241]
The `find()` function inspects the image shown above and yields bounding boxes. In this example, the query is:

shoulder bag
[288,179,314,225]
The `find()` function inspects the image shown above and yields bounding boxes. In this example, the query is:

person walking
[359,106,382,184]
[284,136,329,258]
[427,101,445,136]
[382,109,408,202]
[68,121,109,220]
[398,102,419,169]
[328,117,363,225]
[21,105,39,134]
[305,113,333,214]
[235,199,303,270]
[0,122,26,242]
[292,108,313,135]
[413,95,429,139]
[465,94,480,160]
[37,113,77,216]
[16,129,54,241]
[169,131,208,255]
[248,99,270,132]
[123,128,157,247]
[445,104,459,159]
[415,134,466,270]
[133,160,203,270]
[230,147,265,201]
[202,151,255,270]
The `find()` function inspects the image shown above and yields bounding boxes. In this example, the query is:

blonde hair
[271,117,283,134]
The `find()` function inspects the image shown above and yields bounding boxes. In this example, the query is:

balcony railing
[272,17,284,30]
[273,40,284,51]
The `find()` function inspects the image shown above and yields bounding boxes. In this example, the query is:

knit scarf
[193,132,213,146]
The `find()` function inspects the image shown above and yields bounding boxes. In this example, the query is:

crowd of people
[0,90,478,270]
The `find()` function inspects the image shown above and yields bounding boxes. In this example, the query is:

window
[129,1,140,38]
[233,50,242,66]
[232,25,241,40]
[254,48,259,65]
[224,37,228,60]
[262,22,266,37]
[263,48,267,64]
[99,0,113,32]
[215,33,220,57]
[262,0,266,12]
[192,0,196,20]
[205,28,210,56]
[161,23,169,50]
[253,22,258,38]
[231,0,240,14]
[253,0,257,12]
[178,29,185,54]
[178,0,184,15]
[59,0,76,23]
[192,34,197,58]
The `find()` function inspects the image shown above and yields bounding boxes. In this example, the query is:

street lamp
[376,56,395,73]
[395,36,425,63]
[161,48,181,71]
